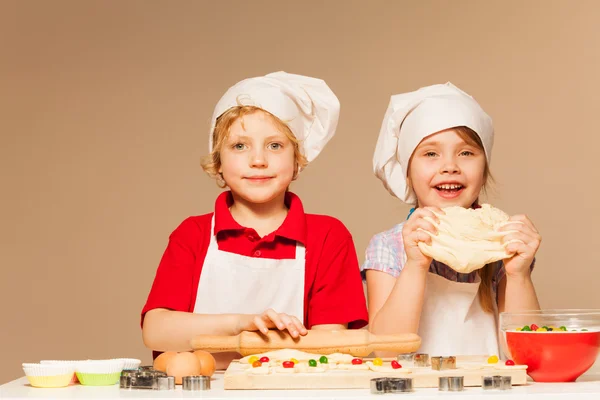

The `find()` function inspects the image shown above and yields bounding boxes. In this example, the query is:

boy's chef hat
[373,82,494,204]
[209,71,340,163]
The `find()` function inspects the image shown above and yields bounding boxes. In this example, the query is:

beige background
[1,0,599,384]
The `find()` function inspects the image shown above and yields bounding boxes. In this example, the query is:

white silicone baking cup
[39,360,88,383]
[116,358,141,370]
[40,360,89,367]
[23,363,75,377]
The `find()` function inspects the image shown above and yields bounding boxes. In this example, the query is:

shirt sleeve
[307,221,369,330]
[140,217,202,326]
[360,225,405,278]
[493,258,537,294]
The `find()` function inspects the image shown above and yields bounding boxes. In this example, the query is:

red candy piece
[391,360,402,369]
[531,324,539,331]
[352,358,363,365]
[505,360,515,366]
[259,357,270,363]
[282,361,295,368]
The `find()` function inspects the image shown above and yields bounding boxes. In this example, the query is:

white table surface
[1,371,600,400]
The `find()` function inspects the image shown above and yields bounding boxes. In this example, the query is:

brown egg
[166,352,201,385]
[153,351,177,373]
[193,350,216,377]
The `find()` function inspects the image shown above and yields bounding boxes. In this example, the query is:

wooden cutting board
[190,329,421,356]
[223,356,528,390]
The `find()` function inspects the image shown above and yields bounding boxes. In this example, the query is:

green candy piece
[319,356,328,364]
[542,326,549,330]
[581,329,589,332]
[521,326,531,331]
[308,359,317,367]
[559,326,567,331]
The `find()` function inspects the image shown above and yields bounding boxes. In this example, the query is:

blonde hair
[201,106,308,188]
[407,126,496,313]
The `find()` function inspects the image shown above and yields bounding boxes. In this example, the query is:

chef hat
[209,71,340,163]
[373,82,494,204]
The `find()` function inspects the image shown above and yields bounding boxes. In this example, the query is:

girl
[363,82,541,357]
[141,72,368,368]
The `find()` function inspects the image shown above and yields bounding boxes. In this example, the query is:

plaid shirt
[361,222,534,295]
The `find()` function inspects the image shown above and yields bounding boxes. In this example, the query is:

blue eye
[460,151,474,156]
[269,143,282,150]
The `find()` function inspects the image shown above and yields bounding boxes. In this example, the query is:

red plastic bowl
[500,309,600,382]
[506,331,600,382]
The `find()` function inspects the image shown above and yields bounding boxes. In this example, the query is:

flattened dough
[417,204,520,273]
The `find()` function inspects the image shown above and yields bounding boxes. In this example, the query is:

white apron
[417,272,500,356]
[193,216,305,320]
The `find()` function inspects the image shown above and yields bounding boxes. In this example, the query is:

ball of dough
[417,204,519,273]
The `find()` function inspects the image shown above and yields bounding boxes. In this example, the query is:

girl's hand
[237,309,308,338]
[499,215,541,278]
[402,207,443,271]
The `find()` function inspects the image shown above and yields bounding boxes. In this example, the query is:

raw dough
[417,204,521,273]
[239,350,354,364]
[246,365,270,375]
[240,349,322,364]
[367,362,412,374]
[337,363,370,371]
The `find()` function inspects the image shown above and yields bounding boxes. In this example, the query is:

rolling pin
[190,330,421,357]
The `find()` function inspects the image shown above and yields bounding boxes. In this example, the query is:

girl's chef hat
[373,82,494,204]
[210,71,340,163]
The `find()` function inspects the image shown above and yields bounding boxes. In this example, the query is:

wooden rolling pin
[190,330,421,357]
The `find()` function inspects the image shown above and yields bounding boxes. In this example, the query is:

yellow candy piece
[516,327,522,331]
[487,355,499,364]
[248,356,259,364]
[290,358,299,365]
[373,358,383,366]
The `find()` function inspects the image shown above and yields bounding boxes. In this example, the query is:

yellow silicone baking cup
[26,373,73,388]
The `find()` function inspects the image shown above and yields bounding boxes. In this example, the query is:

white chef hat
[209,71,340,163]
[373,82,494,204]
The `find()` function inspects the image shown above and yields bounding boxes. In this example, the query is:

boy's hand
[237,309,308,338]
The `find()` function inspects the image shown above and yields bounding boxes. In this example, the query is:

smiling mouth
[435,184,464,192]
[244,177,273,181]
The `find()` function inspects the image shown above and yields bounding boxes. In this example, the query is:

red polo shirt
[142,191,368,331]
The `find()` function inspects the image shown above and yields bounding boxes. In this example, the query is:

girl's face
[408,128,486,209]
[219,111,295,205]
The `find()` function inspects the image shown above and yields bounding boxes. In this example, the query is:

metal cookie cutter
[369,377,413,394]
[370,378,388,395]
[484,375,512,390]
[396,352,415,368]
[499,376,512,390]
[431,356,456,371]
[482,375,495,390]
[440,376,464,391]
[182,375,211,391]
[387,377,413,393]
[157,376,175,390]
[447,376,464,392]
[493,375,503,389]
[438,376,450,391]
[120,369,172,390]
[414,353,430,367]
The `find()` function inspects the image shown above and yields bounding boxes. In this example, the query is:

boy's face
[219,111,295,205]
[408,129,486,209]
